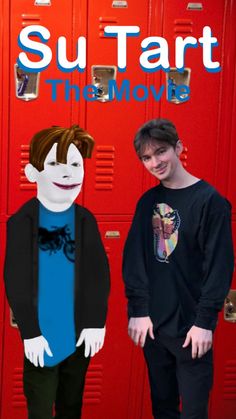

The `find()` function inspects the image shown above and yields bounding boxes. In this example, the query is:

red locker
[0,0,8,414]
[1,2,87,419]
[157,0,225,183]
[84,0,151,215]
[82,220,135,419]
[1,1,150,418]
[0,1,236,418]
[7,0,86,214]
[0,222,6,418]
[140,2,236,418]
[209,9,236,413]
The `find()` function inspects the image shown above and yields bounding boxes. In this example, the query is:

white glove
[24,335,53,367]
[76,327,106,358]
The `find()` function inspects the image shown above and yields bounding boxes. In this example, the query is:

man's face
[140,140,182,183]
[35,143,84,207]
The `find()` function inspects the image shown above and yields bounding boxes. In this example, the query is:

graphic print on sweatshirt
[38,204,76,366]
[152,203,181,263]
[38,224,75,262]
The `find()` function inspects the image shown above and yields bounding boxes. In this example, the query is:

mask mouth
[53,182,81,190]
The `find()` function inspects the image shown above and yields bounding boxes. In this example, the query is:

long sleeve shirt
[123,180,234,337]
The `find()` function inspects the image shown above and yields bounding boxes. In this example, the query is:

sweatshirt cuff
[128,303,149,318]
[194,308,218,331]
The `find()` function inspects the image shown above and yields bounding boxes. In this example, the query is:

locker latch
[91,65,117,102]
[187,3,203,11]
[224,290,236,322]
[105,231,120,239]
[14,64,40,101]
[34,0,51,5]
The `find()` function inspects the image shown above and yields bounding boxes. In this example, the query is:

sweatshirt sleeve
[75,209,110,331]
[122,198,150,318]
[4,214,42,340]
[194,194,234,331]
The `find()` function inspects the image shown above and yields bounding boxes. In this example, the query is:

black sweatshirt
[123,180,234,337]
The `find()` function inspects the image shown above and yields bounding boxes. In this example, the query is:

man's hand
[24,335,53,367]
[182,325,213,359]
[76,328,106,358]
[128,316,154,347]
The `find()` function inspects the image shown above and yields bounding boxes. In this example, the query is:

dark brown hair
[134,118,179,158]
[29,125,94,171]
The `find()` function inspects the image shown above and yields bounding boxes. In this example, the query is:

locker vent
[20,145,36,190]
[99,17,118,38]
[12,368,26,408]
[84,364,103,404]
[223,360,236,399]
[12,365,103,406]
[95,145,115,190]
[174,19,193,37]
[21,14,41,27]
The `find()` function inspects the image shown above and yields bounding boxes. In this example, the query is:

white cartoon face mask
[25,143,84,211]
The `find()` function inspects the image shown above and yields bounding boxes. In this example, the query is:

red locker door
[7,0,84,215]
[210,229,236,419]
[140,1,236,418]
[0,0,8,414]
[82,1,154,417]
[209,26,236,416]
[2,0,153,417]
[82,221,135,419]
[0,222,6,418]
[84,0,152,215]
[1,1,87,418]
[2,1,235,418]
[158,0,225,183]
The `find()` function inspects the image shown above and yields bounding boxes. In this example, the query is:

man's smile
[53,182,81,190]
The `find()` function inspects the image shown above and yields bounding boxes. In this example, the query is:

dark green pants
[23,345,90,419]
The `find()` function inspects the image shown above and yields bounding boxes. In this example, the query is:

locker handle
[224,290,236,323]
[91,65,117,102]
[10,309,18,328]
[166,68,191,104]
[15,64,40,101]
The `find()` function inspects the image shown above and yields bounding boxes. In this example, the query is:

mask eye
[48,161,59,166]
[71,162,80,167]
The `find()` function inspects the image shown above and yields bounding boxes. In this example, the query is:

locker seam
[215,0,235,197]
[214,0,228,190]
[158,0,165,121]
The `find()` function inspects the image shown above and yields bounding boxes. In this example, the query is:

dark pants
[23,345,90,419]
[143,333,213,419]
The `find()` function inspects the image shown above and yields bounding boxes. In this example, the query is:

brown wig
[29,125,94,171]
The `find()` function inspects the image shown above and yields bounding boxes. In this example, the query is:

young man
[122,118,234,419]
[4,125,110,419]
